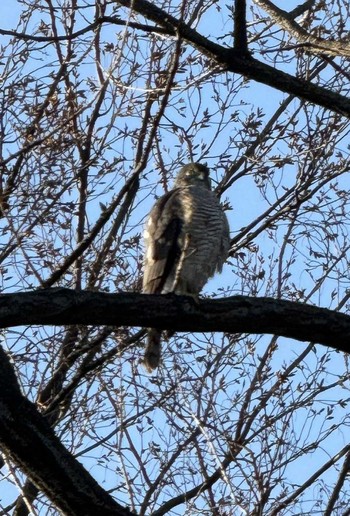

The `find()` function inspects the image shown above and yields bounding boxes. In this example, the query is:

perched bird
[142,162,230,372]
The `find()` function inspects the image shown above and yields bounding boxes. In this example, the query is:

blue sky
[1,1,350,513]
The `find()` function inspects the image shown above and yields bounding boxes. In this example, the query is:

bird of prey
[142,162,230,371]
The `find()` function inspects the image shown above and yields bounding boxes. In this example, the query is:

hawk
[142,162,230,371]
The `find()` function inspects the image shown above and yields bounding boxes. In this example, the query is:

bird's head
[174,163,211,189]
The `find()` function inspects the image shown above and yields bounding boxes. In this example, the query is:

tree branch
[254,0,350,57]
[0,15,169,42]
[114,0,350,118]
[1,288,350,353]
[0,345,135,516]
[234,0,248,54]
[42,172,140,287]
[3,1,350,116]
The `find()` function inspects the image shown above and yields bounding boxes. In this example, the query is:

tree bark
[0,345,135,516]
[114,0,350,118]
[0,288,349,353]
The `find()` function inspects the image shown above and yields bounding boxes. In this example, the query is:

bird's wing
[217,211,231,272]
[143,189,184,294]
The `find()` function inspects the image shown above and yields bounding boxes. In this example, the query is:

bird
[142,162,230,372]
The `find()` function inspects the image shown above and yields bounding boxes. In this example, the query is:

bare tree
[1,0,350,514]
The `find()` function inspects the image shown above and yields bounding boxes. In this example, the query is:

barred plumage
[142,163,230,372]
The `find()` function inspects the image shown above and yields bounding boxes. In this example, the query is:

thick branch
[1,288,350,353]
[2,0,350,116]
[0,345,134,516]
[114,0,350,118]
[234,0,248,54]
[254,0,350,57]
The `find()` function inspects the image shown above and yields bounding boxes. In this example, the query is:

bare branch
[270,445,350,515]
[115,0,350,117]
[0,16,169,42]
[42,172,140,288]
[324,450,350,516]
[234,0,248,54]
[254,0,350,57]
[0,289,350,353]
[0,345,135,516]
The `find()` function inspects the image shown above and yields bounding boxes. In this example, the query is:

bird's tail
[142,328,162,372]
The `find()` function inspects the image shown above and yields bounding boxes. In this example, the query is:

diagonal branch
[2,0,350,116]
[324,449,350,516]
[254,0,350,57]
[114,0,350,118]
[270,444,350,516]
[42,172,140,287]
[0,346,135,516]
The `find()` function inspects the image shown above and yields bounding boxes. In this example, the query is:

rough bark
[0,288,349,353]
[0,345,134,516]
[114,0,350,118]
